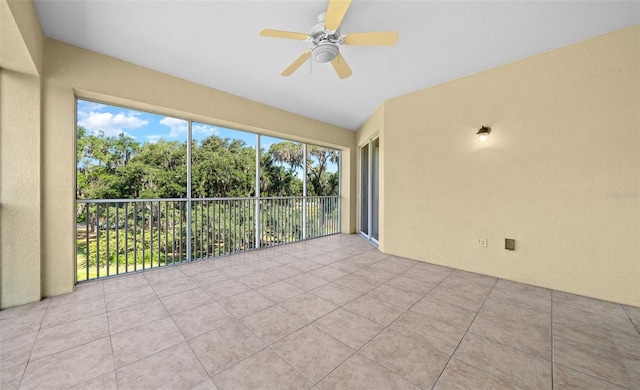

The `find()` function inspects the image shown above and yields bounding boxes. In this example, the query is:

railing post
[302,144,307,240]
[186,120,192,262]
[254,134,261,249]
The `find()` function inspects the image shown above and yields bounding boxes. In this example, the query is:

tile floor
[1,234,639,389]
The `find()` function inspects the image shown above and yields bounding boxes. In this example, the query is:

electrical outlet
[478,238,487,247]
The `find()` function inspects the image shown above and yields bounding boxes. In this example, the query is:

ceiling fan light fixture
[312,41,339,63]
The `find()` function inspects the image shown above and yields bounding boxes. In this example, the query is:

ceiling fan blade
[330,52,352,79]
[324,0,352,31]
[281,50,312,76]
[343,31,399,46]
[259,29,309,41]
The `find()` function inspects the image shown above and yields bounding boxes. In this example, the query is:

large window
[75,99,341,281]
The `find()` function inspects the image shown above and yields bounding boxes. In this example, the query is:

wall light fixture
[476,126,491,142]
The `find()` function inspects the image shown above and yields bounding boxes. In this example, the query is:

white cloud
[78,111,148,137]
[158,117,219,139]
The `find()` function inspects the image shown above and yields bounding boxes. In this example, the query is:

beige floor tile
[0,311,45,343]
[494,279,551,301]
[434,358,518,390]
[172,301,234,339]
[265,264,305,279]
[343,295,404,326]
[361,329,449,389]
[191,378,219,390]
[48,282,104,308]
[213,347,313,390]
[623,305,640,330]
[386,275,436,295]
[354,267,396,284]
[390,311,465,356]
[367,284,422,309]
[289,259,324,272]
[329,258,365,273]
[104,284,158,312]
[553,315,640,359]
[201,279,250,300]
[427,285,486,312]
[241,305,308,344]
[102,273,150,295]
[272,325,354,383]
[177,260,216,276]
[481,297,551,330]
[410,261,454,276]
[309,266,349,282]
[554,300,638,337]
[189,320,266,376]
[0,299,49,321]
[385,256,419,267]
[469,314,551,360]
[41,298,107,329]
[400,267,449,285]
[370,259,412,274]
[333,274,379,293]
[21,337,114,389]
[0,330,37,370]
[149,276,198,298]
[160,287,213,315]
[280,293,337,323]
[219,290,275,318]
[236,271,280,289]
[257,281,305,302]
[553,336,639,389]
[313,308,383,350]
[71,371,117,390]
[111,316,184,368]
[318,353,419,390]
[116,342,208,390]
[143,266,188,284]
[31,313,109,361]
[190,269,231,285]
[488,284,551,312]
[454,333,551,390]
[108,299,168,334]
[285,272,330,291]
[553,364,627,390]
[311,282,362,306]
[0,363,25,390]
[552,291,627,317]
[410,297,477,330]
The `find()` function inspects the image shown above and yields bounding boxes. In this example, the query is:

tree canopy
[77,127,339,200]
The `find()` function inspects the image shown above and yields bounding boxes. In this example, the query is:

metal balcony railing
[75,196,339,281]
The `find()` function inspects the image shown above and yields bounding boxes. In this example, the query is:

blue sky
[77,99,257,146]
[76,99,337,174]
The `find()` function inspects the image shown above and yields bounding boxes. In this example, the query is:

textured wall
[40,39,357,298]
[377,25,639,305]
[0,70,41,308]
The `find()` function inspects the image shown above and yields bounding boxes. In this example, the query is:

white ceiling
[33,0,639,131]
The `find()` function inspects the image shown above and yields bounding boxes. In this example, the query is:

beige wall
[40,39,356,299]
[0,0,43,308]
[1,0,356,308]
[377,25,640,306]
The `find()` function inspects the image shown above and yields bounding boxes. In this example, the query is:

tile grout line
[620,305,640,336]
[551,296,555,390]
[309,261,451,389]
[430,277,500,390]
[16,297,52,390]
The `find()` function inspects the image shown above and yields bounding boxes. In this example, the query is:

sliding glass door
[360,138,379,243]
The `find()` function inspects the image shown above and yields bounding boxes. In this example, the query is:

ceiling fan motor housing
[312,41,339,63]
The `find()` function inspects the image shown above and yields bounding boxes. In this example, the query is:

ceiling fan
[259,0,398,79]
